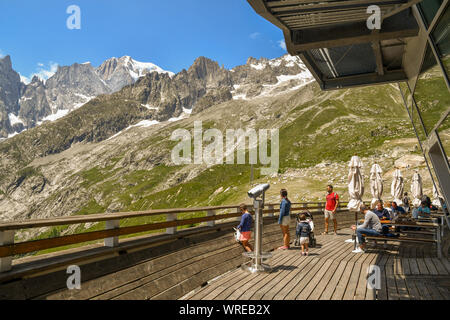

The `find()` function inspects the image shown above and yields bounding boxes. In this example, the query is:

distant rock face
[230,55,312,99]
[0,53,313,138]
[46,63,111,112]
[0,56,176,138]
[0,56,22,137]
[18,76,51,128]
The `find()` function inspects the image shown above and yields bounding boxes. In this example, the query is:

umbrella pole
[354,211,358,250]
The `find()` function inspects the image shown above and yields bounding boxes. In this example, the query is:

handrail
[0,201,351,231]
[0,201,357,272]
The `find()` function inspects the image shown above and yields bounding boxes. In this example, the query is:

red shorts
[240,231,252,241]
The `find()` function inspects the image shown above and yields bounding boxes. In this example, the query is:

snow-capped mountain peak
[96,56,174,91]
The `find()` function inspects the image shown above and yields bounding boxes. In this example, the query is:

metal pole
[254,199,262,270]
[242,191,272,273]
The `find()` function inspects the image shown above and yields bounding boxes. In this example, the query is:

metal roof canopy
[248,0,421,90]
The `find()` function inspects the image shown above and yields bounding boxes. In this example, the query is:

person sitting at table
[351,204,383,253]
[390,201,406,220]
[413,200,431,219]
[373,201,390,220]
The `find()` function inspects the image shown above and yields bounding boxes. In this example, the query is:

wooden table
[358,220,442,258]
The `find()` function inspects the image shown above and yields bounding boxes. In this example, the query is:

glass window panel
[399,82,427,141]
[431,4,450,78]
[418,0,443,28]
[437,115,450,162]
[411,100,428,142]
[413,44,450,134]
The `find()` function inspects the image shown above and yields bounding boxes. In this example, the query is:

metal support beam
[323,70,406,90]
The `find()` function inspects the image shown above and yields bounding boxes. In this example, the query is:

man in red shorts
[323,185,339,235]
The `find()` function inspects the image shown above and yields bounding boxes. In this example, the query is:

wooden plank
[416,258,430,275]
[223,252,296,300]
[438,257,450,273]
[272,235,345,300]
[402,276,422,300]
[331,261,354,300]
[342,261,362,300]
[190,270,248,300]
[307,259,340,300]
[0,205,247,231]
[297,259,334,300]
[413,279,433,300]
[308,244,353,300]
[423,258,439,275]
[319,260,347,300]
[243,253,302,300]
[250,252,311,300]
[276,258,320,300]
[260,251,317,300]
[435,282,450,300]
[283,257,326,300]
[375,252,389,300]
[401,258,411,275]
[358,252,379,300]
[423,281,444,300]
[431,258,449,275]
[102,244,246,300]
[385,256,399,300]
[394,275,410,300]
[408,258,420,275]
[205,272,256,300]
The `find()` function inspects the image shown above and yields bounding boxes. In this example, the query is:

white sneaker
[352,247,365,254]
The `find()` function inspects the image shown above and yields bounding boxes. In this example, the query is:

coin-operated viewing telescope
[242,183,272,273]
[247,183,270,199]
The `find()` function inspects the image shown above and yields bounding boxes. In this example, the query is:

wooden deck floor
[183,228,450,300]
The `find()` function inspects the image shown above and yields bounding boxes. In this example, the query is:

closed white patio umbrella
[370,164,383,209]
[411,171,423,208]
[391,169,404,206]
[432,185,442,208]
[347,156,365,212]
[346,156,364,248]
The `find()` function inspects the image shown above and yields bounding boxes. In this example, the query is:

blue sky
[0,0,287,82]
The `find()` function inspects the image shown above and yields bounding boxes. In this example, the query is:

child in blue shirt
[237,203,253,252]
[297,214,312,256]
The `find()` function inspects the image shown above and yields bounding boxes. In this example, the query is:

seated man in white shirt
[351,204,383,253]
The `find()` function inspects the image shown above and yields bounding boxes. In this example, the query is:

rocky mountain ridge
[0,54,312,139]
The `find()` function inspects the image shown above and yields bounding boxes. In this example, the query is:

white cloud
[278,40,287,51]
[249,32,261,40]
[20,61,59,84]
[0,49,5,58]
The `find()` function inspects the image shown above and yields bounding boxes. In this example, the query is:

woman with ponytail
[278,189,291,250]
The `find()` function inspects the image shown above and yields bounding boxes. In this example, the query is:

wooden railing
[0,201,356,272]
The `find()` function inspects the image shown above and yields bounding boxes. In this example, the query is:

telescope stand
[241,198,272,273]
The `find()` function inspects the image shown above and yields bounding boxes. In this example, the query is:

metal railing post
[0,230,15,272]
[104,220,120,247]
[166,213,177,235]
[207,210,215,227]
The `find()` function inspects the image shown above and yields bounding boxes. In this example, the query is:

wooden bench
[363,235,441,258]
